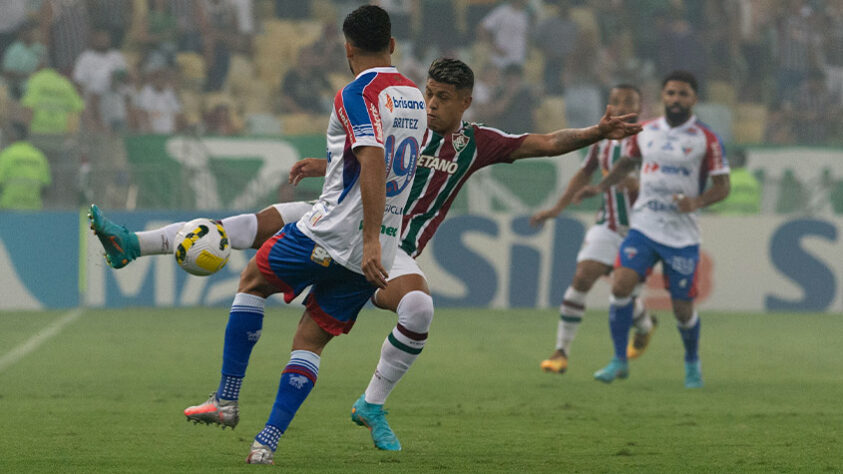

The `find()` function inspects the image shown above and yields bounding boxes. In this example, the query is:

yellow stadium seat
[707,80,737,106]
[176,52,206,90]
[733,103,767,144]
[280,113,329,135]
[533,95,566,133]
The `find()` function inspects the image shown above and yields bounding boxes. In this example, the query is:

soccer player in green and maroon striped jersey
[88,58,642,451]
[530,85,656,376]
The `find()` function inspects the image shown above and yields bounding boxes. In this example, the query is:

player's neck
[665,114,693,128]
[351,54,392,76]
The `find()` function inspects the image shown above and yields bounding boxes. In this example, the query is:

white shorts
[272,201,315,224]
[387,247,427,282]
[576,224,625,266]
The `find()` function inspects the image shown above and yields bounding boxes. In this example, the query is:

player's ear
[388,37,395,54]
[345,41,353,59]
[462,93,472,111]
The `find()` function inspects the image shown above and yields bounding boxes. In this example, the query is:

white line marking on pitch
[0,308,84,374]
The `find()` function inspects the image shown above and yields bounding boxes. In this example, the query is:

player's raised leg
[628,285,657,359]
[353,254,432,451]
[541,260,608,374]
[673,298,702,388]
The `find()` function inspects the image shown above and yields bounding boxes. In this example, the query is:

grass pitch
[1,307,841,473]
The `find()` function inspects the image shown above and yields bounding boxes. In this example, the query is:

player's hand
[673,193,699,213]
[530,209,557,228]
[573,185,601,204]
[597,105,643,139]
[362,239,389,289]
[289,158,327,186]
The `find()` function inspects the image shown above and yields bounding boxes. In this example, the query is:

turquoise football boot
[684,360,703,388]
[351,394,401,451]
[593,357,629,384]
[88,204,140,269]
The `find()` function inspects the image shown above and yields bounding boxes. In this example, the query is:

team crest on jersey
[623,246,638,259]
[452,131,469,153]
[683,146,694,156]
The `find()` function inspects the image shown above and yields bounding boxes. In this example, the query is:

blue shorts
[256,223,376,335]
[617,229,700,301]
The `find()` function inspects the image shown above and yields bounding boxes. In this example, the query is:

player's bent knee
[396,290,434,334]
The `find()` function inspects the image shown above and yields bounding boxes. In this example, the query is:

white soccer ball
[174,218,231,276]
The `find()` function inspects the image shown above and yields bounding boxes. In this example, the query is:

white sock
[632,298,652,334]
[137,222,184,255]
[364,291,432,405]
[220,213,258,249]
[556,287,586,354]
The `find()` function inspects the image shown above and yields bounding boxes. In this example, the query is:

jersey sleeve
[581,143,600,173]
[334,82,385,151]
[623,133,642,160]
[472,124,528,169]
[703,129,729,176]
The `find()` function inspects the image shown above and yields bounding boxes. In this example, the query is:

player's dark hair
[10,121,28,141]
[611,83,641,97]
[427,57,474,92]
[661,70,698,93]
[342,5,391,53]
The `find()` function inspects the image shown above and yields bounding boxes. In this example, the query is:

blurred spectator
[563,31,604,128]
[1,19,47,100]
[465,0,498,41]
[534,0,579,95]
[135,67,184,134]
[170,0,205,53]
[465,62,500,123]
[99,69,137,133]
[72,28,129,131]
[46,0,91,75]
[708,148,760,214]
[775,0,822,102]
[788,69,841,144]
[478,0,530,68]
[310,21,346,76]
[87,0,133,48]
[200,0,255,91]
[279,47,334,114]
[764,99,795,145]
[137,0,179,72]
[656,7,707,90]
[376,0,414,42]
[0,1,29,58]
[482,64,536,133]
[22,67,85,136]
[0,122,51,210]
[203,103,239,135]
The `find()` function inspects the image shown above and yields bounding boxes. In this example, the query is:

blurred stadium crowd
[0,0,841,211]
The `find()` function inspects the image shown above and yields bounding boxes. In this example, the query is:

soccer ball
[174,218,231,276]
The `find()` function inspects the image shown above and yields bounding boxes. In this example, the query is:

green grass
[1,308,841,473]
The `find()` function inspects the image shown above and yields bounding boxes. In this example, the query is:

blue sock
[678,313,701,363]
[217,293,265,401]
[256,350,321,451]
[609,296,634,361]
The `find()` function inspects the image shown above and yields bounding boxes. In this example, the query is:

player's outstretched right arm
[530,167,593,227]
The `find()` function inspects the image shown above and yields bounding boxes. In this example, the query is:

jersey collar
[354,66,397,79]
[659,114,697,132]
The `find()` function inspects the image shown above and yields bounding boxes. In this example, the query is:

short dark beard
[665,105,691,127]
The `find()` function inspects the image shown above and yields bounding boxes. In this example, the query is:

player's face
[661,80,697,124]
[608,88,641,123]
[425,78,472,135]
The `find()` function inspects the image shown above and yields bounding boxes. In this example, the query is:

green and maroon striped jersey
[581,139,636,234]
[400,122,527,257]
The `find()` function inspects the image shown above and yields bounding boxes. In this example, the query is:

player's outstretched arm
[356,146,389,289]
[573,155,639,204]
[530,167,592,227]
[289,158,328,186]
[674,174,731,213]
[509,106,642,160]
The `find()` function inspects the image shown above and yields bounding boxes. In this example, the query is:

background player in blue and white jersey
[183,6,427,464]
[575,70,730,388]
[530,85,656,375]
